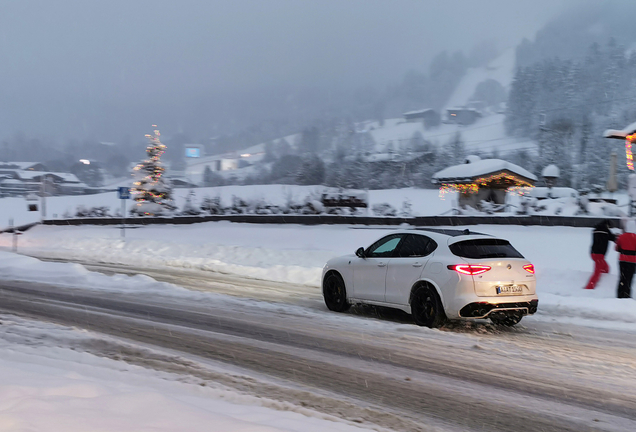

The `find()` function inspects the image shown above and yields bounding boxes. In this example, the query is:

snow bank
[2,222,636,326]
[0,250,194,295]
[0,317,376,432]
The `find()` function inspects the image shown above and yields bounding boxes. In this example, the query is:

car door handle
[377,262,386,267]
[412,262,423,267]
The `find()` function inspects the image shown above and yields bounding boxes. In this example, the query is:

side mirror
[355,247,366,258]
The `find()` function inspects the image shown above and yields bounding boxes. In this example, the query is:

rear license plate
[496,285,524,294]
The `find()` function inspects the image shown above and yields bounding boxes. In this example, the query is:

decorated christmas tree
[131,126,175,216]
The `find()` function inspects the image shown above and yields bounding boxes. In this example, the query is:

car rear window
[449,239,524,259]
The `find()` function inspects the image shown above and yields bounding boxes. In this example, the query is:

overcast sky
[0,0,575,140]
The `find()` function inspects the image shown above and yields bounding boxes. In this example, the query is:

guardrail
[40,214,622,228]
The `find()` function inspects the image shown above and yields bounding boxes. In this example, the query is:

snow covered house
[0,162,47,173]
[432,156,537,210]
[445,108,481,125]
[0,162,86,197]
[403,109,440,127]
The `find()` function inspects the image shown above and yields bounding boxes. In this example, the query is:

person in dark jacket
[585,219,616,290]
[616,219,636,298]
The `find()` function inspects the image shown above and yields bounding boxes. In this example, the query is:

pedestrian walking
[585,219,615,290]
[616,219,636,299]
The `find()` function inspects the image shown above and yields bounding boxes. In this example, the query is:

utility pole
[40,174,47,221]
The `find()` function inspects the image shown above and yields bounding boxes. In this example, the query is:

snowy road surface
[1,266,636,432]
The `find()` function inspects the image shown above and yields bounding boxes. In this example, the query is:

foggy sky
[0,0,574,142]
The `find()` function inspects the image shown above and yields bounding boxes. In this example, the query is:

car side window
[396,234,437,257]
[366,234,403,258]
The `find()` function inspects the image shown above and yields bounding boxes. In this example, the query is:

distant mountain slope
[363,113,535,156]
[443,48,515,111]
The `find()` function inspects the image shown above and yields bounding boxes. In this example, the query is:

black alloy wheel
[411,285,446,328]
[323,273,351,312]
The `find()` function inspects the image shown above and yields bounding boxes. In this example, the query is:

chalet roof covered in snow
[403,108,435,116]
[16,171,81,183]
[432,158,537,184]
[604,121,636,139]
[0,162,46,171]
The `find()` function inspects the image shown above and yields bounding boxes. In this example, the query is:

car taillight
[523,264,535,274]
[447,264,491,275]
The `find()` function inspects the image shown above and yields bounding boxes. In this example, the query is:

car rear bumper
[459,299,539,319]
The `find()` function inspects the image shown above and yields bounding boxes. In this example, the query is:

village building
[432,156,537,211]
[445,108,481,126]
[0,162,87,197]
[402,109,440,127]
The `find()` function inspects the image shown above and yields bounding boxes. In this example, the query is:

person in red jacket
[585,220,616,289]
[615,219,636,299]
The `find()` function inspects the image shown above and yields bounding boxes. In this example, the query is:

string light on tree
[130,126,176,216]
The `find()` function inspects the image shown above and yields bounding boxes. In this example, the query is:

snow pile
[0,250,193,295]
[0,317,375,432]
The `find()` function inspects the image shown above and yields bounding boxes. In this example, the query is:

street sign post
[118,187,131,238]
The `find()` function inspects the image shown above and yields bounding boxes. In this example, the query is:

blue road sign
[118,187,131,199]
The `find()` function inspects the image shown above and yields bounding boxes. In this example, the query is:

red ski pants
[585,253,610,289]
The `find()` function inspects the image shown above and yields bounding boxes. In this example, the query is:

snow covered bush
[478,200,505,214]
[200,196,223,215]
[372,203,397,217]
[400,199,413,217]
[181,191,202,216]
[227,195,249,214]
[75,205,111,218]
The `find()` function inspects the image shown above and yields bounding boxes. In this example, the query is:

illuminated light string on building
[438,173,534,200]
[626,133,635,171]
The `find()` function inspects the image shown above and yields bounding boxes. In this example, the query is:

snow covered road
[6,222,636,325]
[1,274,636,431]
[3,222,636,430]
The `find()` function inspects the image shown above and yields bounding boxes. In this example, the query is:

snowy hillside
[444,48,516,110]
[362,113,536,156]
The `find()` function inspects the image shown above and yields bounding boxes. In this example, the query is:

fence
[40,214,621,228]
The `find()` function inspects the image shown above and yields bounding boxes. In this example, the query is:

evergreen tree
[270,154,303,183]
[275,138,292,157]
[296,154,325,185]
[263,141,276,163]
[299,127,321,154]
[448,132,465,165]
[203,165,225,187]
[131,127,175,216]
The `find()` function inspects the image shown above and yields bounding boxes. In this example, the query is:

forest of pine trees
[506,39,636,190]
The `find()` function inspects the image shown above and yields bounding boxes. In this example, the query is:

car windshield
[449,239,524,259]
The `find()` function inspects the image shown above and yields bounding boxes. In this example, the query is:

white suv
[322,228,538,327]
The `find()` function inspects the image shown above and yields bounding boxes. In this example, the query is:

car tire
[323,273,351,312]
[490,314,522,327]
[411,285,446,328]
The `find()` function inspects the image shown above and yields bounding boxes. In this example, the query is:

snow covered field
[1,185,630,237]
[2,221,636,327]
